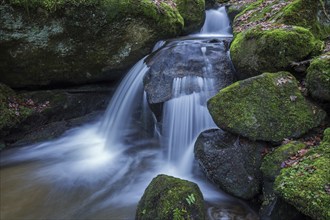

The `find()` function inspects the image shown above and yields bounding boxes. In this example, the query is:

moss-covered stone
[175,0,205,33]
[136,174,205,220]
[208,71,326,142]
[274,0,330,40]
[0,0,204,88]
[306,53,330,102]
[261,141,307,181]
[274,128,330,220]
[0,83,34,137]
[230,26,324,79]
[232,0,330,39]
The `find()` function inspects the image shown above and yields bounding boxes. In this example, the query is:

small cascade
[100,58,149,150]
[0,6,258,220]
[199,6,232,36]
[161,76,217,168]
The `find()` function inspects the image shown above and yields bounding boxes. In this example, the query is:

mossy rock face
[306,53,330,102]
[0,0,204,88]
[274,128,330,220]
[208,72,326,142]
[261,141,307,181]
[0,83,35,137]
[136,174,205,220]
[194,129,265,200]
[230,26,323,79]
[175,0,205,33]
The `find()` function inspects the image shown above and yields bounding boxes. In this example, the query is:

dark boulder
[194,129,265,200]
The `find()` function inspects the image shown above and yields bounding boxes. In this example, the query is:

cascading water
[200,6,232,36]
[99,58,149,150]
[0,7,258,220]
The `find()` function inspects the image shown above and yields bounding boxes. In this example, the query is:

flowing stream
[0,7,258,220]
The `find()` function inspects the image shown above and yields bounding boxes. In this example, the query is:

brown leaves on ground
[233,0,293,33]
[281,135,323,168]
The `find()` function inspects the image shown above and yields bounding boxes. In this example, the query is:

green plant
[173,207,186,220]
[185,193,195,206]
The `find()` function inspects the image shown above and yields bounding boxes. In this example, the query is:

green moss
[175,0,204,33]
[275,0,330,39]
[261,141,307,181]
[208,72,326,142]
[6,0,184,35]
[0,83,35,137]
[230,26,324,79]
[139,0,183,35]
[136,174,205,220]
[232,0,330,39]
[274,129,330,219]
[306,53,330,101]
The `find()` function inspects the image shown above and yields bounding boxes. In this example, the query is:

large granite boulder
[136,174,205,220]
[0,0,205,88]
[208,71,326,142]
[194,129,265,199]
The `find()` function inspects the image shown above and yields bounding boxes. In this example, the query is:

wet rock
[306,53,330,102]
[208,72,326,142]
[194,129,265,200]
[1,85,111,147]
[5,111,103,148]
[144,37,235,105]
[136,174,205,220]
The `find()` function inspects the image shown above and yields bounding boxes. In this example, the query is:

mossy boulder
[0,0,204,88]
[261,141,307,181]
[274,0,330,40]
[136,174,205,220]
[194,129,265,200]
[208,71,326,142]
[233,0,330,39]
[274,128,330,220]
[230,26,324,79]
[306,53,330,102]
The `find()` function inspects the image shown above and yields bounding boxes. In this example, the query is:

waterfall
[160,6,231,172]
[199,6,232,37]
[100,58,148,151]
[0,6,258,220]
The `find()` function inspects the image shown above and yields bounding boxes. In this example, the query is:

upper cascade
[198,6,232,37]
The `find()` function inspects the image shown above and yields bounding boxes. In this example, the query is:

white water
[162,76,217,172]
[100,58,149,151]
[199,6,232,37]
[0,6,258,220]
